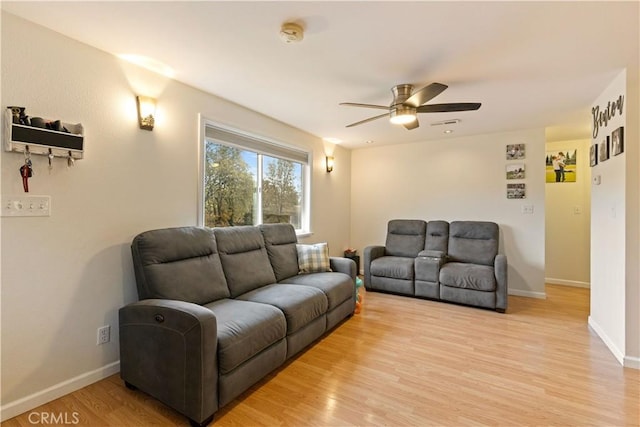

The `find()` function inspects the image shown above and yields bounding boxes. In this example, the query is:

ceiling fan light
[390,109,417,125]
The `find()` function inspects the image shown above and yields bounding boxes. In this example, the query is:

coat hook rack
[3,108,84,160]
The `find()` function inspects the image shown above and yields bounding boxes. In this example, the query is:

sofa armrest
[119,299,218,424]
[494,254,508,312]
[415,250,446,283]
[418,249,446,260]
[363,245,386,289]
[330,256,356,281]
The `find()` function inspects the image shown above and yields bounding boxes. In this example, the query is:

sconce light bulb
[136,95,157,131]
[326,156,335,173]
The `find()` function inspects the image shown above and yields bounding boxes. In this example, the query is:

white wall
[0,13,351,418]
[626,64,640,368]
[588,69,637,367]
[350,128,546,298]
[544,139,591,287]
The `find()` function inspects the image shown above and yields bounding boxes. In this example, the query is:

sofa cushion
[213,226,277,298]
[259,223,300,281]
[385,219,427,257]
[448,221,498,266]
[131,227,230,304]
[370,256,414,280]
[440,262,496,291]
[279,272,353,310]
[237,284,328,334]
[296,243,331,273]
[204,299,286,375]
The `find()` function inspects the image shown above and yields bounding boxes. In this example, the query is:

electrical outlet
[97,325,110,345]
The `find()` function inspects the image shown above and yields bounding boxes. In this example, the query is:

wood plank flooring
[3,285,639,426]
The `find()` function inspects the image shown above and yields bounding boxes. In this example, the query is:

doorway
[544,138,592,292]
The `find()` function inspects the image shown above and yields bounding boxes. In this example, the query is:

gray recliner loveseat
[364,219,507,312]
[119,223,356,426]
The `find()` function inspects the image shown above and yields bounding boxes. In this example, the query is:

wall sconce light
[326,156,335,173]
[136,95,156,131]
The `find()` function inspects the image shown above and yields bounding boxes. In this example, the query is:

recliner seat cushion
[237,284,328,334]
[204,299,286,375]
[440,262,496,291]
[370,256,414,280]
[279,272,353,310]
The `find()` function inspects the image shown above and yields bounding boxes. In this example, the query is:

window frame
[198,116,312,235]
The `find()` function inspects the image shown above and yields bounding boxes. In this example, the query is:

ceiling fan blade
[340,102,389,110]
[404,82,448,107]
[417,103,482,113]
[403,119,420,130]
[345,112,389,128]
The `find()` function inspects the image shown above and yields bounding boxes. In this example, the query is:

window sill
[296,231,313,239]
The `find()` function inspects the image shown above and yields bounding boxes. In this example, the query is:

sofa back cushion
[214,226,277,297]
[385,219,427,257]
[131,227,230,304]
[259,223,300,281]
[447,221,499,266]
[425,220,449,253]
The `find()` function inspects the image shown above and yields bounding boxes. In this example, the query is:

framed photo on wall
[599,136,609,162]
[507,183,526,199]
[506,163,525,179]
[506,144,525,160]
[612,126,624,156]
[589,144,598,167]
[545,149,577,183]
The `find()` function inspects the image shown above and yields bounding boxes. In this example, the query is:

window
[200,121,310,233]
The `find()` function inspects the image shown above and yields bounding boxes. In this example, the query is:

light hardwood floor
[3,285,639,426]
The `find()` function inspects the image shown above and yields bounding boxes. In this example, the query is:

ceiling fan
[340,82,481,130]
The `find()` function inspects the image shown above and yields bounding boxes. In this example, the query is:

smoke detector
[280,23,304,43]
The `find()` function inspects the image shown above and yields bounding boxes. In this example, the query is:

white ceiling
[2,1,638,149]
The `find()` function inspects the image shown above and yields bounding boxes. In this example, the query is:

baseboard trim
[0,361,120,422]
[508,288,547,299]
[624,355,640,370]
[587,316,625,366]
[545,278,590,288]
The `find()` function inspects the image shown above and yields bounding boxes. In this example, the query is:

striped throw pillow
[296,243,331,273]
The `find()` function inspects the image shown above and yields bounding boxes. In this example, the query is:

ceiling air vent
[430,119,461,126]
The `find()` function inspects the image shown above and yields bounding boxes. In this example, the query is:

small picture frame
[506,163,525,180]
[507,183,526,199]
[589,144,598,167]
[599,136,609,162]
[506,144,525,160]
[612,126,624,156]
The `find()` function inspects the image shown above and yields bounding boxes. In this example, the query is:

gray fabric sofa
[119,223,356,427]
[364,219,507,312]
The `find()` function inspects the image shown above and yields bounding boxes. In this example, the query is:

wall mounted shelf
[3,108,84,159]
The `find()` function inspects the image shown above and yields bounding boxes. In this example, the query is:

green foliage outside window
[204,144,255,227]
[204,142,302,229]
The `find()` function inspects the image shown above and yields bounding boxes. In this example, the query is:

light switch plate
[2,195,51,217]
[521,205,534,214]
